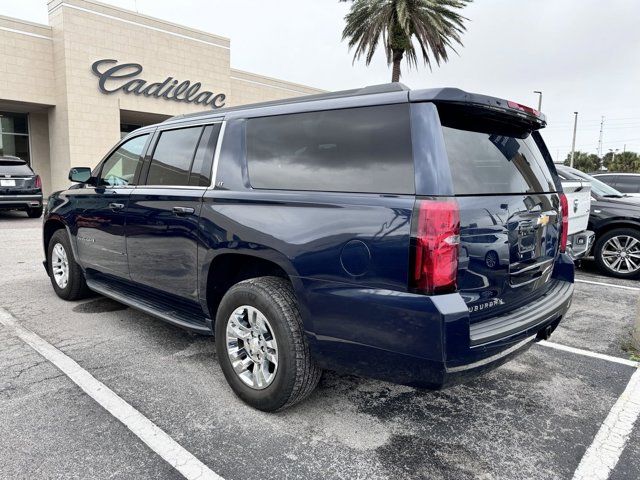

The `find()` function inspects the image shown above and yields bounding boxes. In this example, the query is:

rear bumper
[0,194,43,209]
[303,254,575,389]
[566,230,595,260]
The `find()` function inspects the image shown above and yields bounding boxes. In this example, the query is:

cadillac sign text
[91,59,226,109]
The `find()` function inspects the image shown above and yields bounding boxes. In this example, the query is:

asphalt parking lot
[1,212,638,480]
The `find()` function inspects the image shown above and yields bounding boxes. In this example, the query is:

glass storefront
[0,112,30,164]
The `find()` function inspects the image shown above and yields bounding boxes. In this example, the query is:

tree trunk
[391,49,403,82]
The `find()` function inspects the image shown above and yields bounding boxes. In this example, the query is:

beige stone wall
[229,69,324,107]
[0,16,55,106]
[46,0,235,191]
[1,0,324,193]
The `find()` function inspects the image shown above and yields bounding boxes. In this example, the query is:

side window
[246,104,414,194]
[596,175,615,186]
[615,176,639,194]
[98,134,149,187]
[189,124,221,186]
[146,126,204,186]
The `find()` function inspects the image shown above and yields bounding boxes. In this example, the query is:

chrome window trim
[209,121,226,190]
[155,119,224,132]
[132,185,208,190]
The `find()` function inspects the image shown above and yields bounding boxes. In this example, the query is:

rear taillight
[559,193,569,253]
[410,199,460,295]
[507,100,541,117]
[34,175,42,189]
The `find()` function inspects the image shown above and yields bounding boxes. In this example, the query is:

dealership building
[0,0,323,194]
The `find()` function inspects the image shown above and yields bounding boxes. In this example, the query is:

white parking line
[538,341,639,368]
[575,278,640,292]
[572,368,640,480]
[0,308,224,480]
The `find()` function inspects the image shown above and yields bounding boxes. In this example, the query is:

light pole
[608,149,619,170]
[533,91,542,111]
[570,112,578,168]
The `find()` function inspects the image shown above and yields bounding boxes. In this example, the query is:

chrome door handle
[108,202,125,212]
[172,206,195,216]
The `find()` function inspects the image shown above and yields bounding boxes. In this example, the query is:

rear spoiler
[410,88,547,131]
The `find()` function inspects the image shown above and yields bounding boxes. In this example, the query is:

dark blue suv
[43,84,574,411]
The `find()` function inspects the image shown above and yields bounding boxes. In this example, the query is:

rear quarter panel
[198,190,415,341]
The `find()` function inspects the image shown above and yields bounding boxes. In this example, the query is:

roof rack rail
[163,82,410,123]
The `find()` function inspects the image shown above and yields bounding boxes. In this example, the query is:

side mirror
[68,167,93,184]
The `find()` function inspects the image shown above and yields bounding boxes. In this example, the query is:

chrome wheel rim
[485,252,497,268]
[51,243,69,289]
[601,235,640,274]
[225,305,278,390]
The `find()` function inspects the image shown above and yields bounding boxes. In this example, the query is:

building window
[0,112,30,164]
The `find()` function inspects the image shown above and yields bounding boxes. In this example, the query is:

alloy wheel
[51,243,69,289]
[601,235,640,274]
[225,305,278,390]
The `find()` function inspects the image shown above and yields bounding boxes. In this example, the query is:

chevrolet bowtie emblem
[537,214,550,226]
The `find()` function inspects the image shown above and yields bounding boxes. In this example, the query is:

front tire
[47,229,90,300]
[594,228,640,279]
[215,276,321,411]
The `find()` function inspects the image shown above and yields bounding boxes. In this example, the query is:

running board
[86,277,212,335]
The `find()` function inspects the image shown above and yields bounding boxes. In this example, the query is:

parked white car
[557,171,595,260]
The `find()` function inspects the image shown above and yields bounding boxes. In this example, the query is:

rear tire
[215,276,321,411]
[26,206,43,218]
[594,228,640,279]
[47,229,90,300]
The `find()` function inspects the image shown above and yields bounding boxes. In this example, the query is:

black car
[591,172,640,197]
[0,156,43,218]
[557,165,640,278]
[43,84,574,411]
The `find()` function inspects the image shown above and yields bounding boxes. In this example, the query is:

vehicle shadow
[0,210,30,221]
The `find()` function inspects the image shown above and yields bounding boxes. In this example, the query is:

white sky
[4,0,640,160]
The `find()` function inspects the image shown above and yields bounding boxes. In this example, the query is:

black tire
[26,206,43,218]
[215,276,321,411]
[594,228,640,279]
[47,229,90,300]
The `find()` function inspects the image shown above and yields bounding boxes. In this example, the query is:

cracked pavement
[0,212,638,479]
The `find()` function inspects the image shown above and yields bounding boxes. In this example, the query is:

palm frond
[341,0,472,75]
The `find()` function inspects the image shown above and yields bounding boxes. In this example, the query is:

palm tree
[341,0,471,82]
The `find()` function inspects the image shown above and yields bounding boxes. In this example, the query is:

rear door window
[146,127,204,186]
[441,126,556,195]
[246,104,414,194]
[615,176,640,194]
[188,124,221,187]
[595,174,616,186]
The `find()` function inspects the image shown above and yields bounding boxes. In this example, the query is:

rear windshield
[0,161,32,176]
[441,126,556,195]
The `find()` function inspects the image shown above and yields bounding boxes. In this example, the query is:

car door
[74,133,151,278]
[126,123,221,301]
